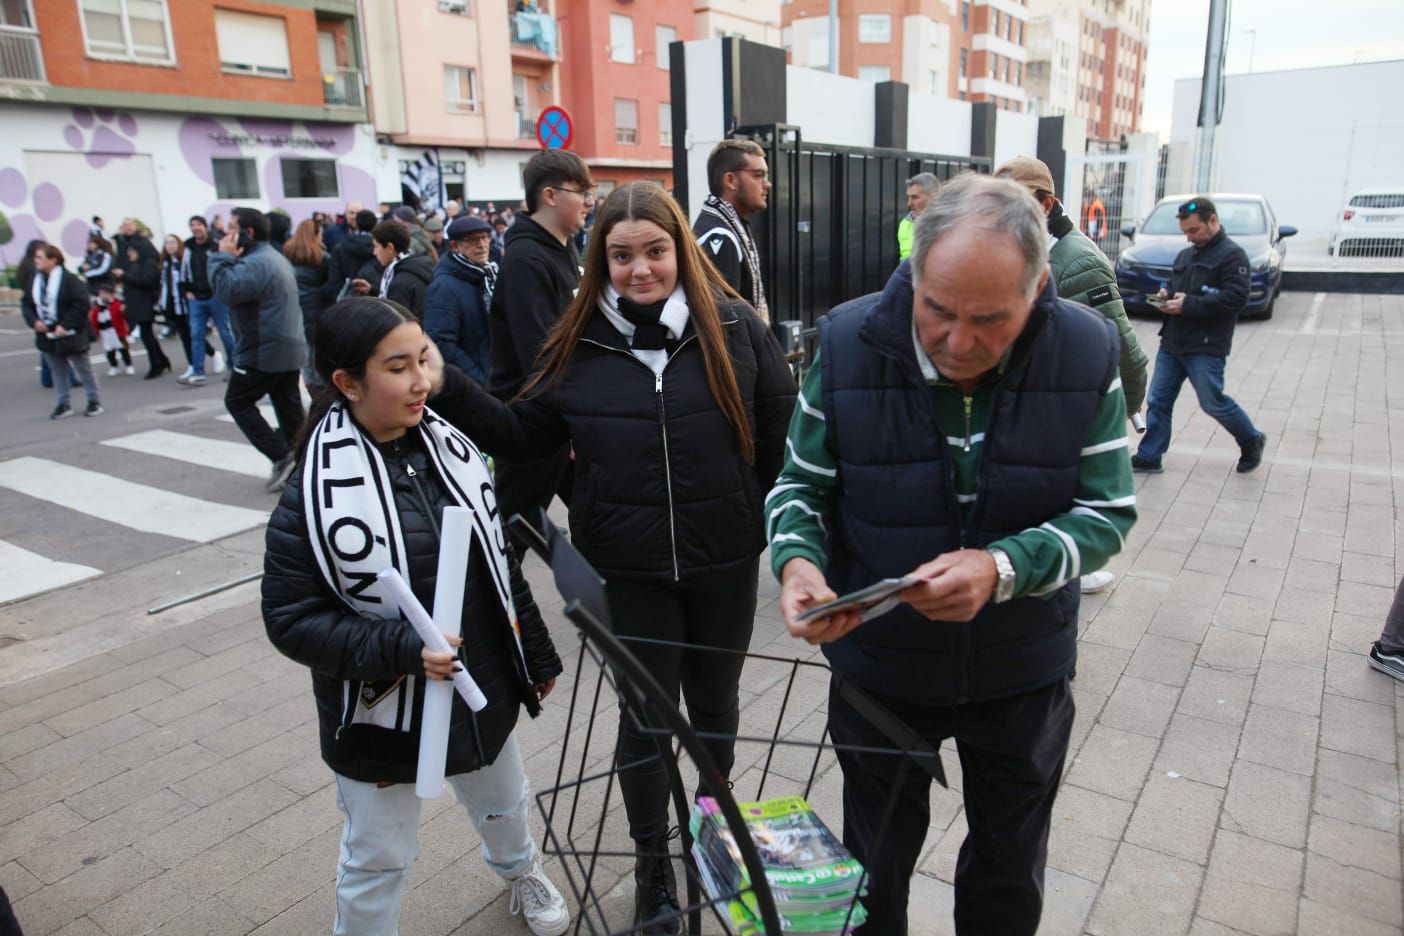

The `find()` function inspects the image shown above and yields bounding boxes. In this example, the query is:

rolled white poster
[376,567,489,713]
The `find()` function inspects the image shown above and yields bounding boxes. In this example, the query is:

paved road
[0,292,1401,934]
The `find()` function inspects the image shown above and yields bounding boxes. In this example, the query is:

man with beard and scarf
[486,149,593,548]
[424,215,497,382]
[995,156,1147,596]
[692,139,771,322]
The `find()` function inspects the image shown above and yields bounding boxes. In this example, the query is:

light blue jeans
[187,298,236,377]
[332,731,536,936]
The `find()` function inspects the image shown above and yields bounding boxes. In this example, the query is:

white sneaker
[1080,570,1115,594]
[509,858,570,936]
[178,366,195,381]
[212,351,227,374]
[125,365,135,376]
[108,366,120,377]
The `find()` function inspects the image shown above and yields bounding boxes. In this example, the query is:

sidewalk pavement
[1,290,1402,935]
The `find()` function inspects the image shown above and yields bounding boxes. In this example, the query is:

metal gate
[733,124,990,363]
[1072,141,1145,263]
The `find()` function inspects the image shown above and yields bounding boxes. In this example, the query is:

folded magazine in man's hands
[794,578,913,625]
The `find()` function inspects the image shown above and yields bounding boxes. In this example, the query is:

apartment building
[781,0,1029,112]
[0,0,384,260]
[560,0,693,193]
[694,0,783,46]
[1025,0,1148,139]
[359,0,565,206]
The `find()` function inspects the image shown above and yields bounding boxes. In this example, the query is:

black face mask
[616,296,671,351]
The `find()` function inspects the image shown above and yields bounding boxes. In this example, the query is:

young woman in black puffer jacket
[261,297,571,936]
[430,181,798,934]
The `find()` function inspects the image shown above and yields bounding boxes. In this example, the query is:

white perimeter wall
[786,66,876,149]
[1170,60,1404,244]
[993,109,1040,170]
[907,91,972,157]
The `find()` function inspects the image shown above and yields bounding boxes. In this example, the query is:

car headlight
[1250,253,1277,273]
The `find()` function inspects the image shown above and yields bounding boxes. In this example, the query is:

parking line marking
[0,457,268,542]
[1301,292,1325,334]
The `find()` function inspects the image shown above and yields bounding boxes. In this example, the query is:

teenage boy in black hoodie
[487,149,593,546]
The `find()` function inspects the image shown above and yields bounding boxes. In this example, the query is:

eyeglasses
[555,186,597,204]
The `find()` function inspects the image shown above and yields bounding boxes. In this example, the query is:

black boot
[632,833,681,935]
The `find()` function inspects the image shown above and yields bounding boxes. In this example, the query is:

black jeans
[136,319,172,373]
[828,676,1074,936]
[607,560,759,841]
[496,445,573,549]
[224,366,305,463]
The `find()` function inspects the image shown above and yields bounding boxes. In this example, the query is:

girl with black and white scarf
[261,297,571,936]
[21,244,102,419]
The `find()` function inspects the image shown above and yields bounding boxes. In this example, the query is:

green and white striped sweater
[767,347,1137,600]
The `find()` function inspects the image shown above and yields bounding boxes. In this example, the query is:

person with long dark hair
[261,297,570,936]
[430,181,797,933]
[283,218,336,390]
[114,229,173,379]
[22,244,101,418]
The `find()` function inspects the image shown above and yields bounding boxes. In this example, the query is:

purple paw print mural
[62,107,140,169]
[0,166,85,263]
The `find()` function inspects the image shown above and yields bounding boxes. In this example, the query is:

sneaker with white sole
[212,350,227,374]
[179,374,207,387]
[108,366,120,377]
[1368,642,1404,683]
[125,364,135,375]
[177,366,195,381]
[1080,570,1115,594]
[509,858,570,936]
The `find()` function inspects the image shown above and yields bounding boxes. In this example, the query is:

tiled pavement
[1,290,1402,934]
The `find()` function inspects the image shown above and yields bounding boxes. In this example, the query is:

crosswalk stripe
[101,429,271,479]
[216,402,276,425]
[0,540,101,604]
[0,457,268,542]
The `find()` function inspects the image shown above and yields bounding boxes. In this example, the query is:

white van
[1329,188,1404,257]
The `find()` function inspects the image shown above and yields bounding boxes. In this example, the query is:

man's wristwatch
[987,548,1016,604]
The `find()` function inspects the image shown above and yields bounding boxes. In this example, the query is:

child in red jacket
[90,283,134,376]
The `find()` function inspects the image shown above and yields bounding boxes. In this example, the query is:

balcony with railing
[322,67,363,109]
[0,26,45,83]
[510,1,558,59]
[517,111,537,140]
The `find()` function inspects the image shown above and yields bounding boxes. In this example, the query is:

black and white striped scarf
[700,194,768,319]
[302,402,526,734]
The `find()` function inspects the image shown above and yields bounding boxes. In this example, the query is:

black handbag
[53,331,89,355]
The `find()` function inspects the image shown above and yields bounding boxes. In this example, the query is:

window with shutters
[79,0,174,64]
[214,9,291,78]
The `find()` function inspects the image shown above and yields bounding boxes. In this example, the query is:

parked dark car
[1116,193,1297,320]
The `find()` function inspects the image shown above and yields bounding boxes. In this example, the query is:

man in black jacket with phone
[1132,197,1266,474]
[487,149,593,545]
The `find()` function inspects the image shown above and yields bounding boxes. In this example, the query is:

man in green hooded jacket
[995,157,1147,418]
[995,157,1147,596]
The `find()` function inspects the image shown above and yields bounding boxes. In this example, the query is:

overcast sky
[1142,0,1404,140]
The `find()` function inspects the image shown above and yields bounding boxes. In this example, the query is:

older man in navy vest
[766,174,1138,935]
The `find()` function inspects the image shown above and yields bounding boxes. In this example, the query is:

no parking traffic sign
[536,106,574,150]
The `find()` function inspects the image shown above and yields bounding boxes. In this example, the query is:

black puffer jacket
[291,256,333,337]
[262,428,563,784]
[116,236,160,324]
[384,253,435,318]
[434,294,797,582]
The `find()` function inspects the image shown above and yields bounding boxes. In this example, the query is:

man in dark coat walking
[424,216,496,383]
[208,207,307,492]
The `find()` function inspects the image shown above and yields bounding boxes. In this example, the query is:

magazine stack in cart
[690,795,869,935]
